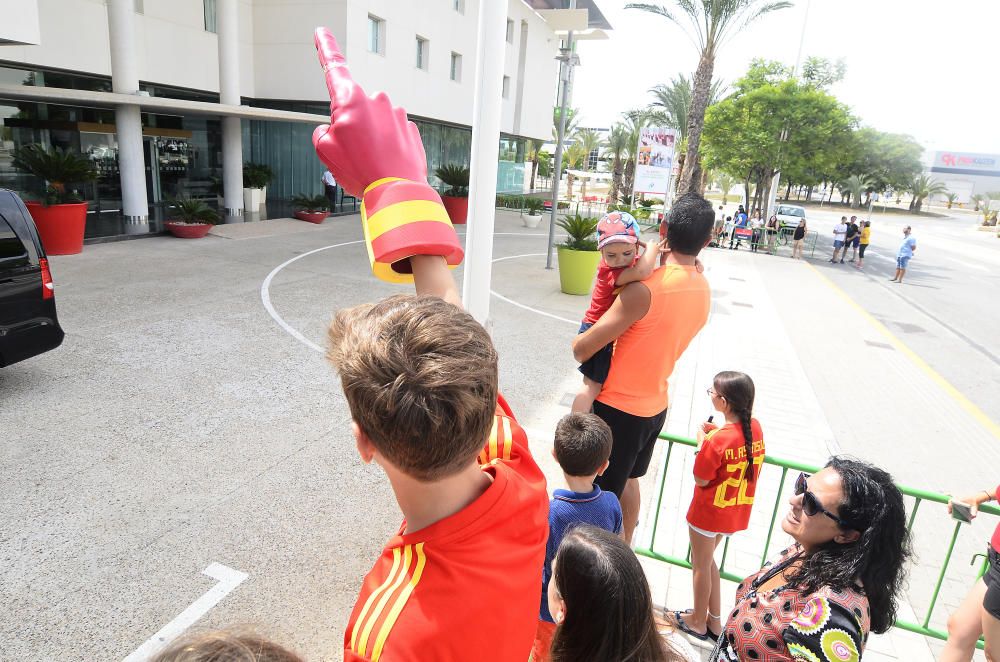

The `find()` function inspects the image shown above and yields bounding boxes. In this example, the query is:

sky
[570,0,1000,158]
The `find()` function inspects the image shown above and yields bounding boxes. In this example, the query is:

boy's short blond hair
[327,295,498,481]
[152,630,302,662]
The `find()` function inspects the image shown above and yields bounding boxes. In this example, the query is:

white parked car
[775,204,806,229]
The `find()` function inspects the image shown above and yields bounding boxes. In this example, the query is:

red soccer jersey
[686,420,765,534]
[582,258,634,324]
[343,394,549,662]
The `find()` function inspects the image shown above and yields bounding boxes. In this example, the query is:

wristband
[983,490,994,503]
[360,177,464,283]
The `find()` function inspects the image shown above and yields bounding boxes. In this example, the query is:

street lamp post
[545,0,578,270]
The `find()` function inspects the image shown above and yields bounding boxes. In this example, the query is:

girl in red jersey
[672,371,764,642]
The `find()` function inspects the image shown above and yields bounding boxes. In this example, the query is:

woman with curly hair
[710,457,912,662]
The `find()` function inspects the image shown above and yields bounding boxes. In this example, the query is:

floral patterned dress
[710,545,870,662]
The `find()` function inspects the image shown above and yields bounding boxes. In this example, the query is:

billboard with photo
[633,127,677,196]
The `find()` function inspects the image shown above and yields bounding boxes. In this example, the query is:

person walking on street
[792,219,807,259]
[856,221,871,269]
[889,225,916,283]
[844,216,860,263]
[830,217,847,263]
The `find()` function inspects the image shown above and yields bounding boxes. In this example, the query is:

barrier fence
[635,432,999,650]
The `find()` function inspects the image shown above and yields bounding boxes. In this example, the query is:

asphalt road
[799,205,1000,426]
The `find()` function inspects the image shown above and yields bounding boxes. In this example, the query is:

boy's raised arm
[311,27,463,305]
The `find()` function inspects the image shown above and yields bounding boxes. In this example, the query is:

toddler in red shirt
[571,211,660,413]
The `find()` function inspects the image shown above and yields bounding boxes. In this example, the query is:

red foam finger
[314,27,354,111]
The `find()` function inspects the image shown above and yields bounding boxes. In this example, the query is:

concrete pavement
[1,208,994,660]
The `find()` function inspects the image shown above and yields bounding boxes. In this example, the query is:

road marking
[261,237,575,353]
[807,263,1000,442]
[122,563,249,662]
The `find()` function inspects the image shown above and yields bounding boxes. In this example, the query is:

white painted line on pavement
[262,236,577,353]
[122,563,249,662]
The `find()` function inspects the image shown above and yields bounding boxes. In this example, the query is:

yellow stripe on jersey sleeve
[371,543,428,662]
[357,545,413,657]
[350,547,403,653]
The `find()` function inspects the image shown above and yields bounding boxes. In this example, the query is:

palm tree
[839,175,872,208]
[908,174,947,212]
[620,110,655,199]
[526,139,543,192]
[716,172,737,204]
[649,75,727,192]
[944,192,958,209]
[627,0,793,194]
[563,142,589,200]
[603,124,630,204]
[574,128,603,171]
[553,106,581,143]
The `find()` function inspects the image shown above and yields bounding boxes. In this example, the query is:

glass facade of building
[0,64,529,240]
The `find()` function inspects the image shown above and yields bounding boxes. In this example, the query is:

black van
[0,188,65,367]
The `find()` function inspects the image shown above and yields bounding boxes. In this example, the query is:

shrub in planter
[522,197,545,228]
[164,196,219,238]
[12,144,98,255]
[291,193,330,224]
[243,162,273,211]
[555,213,601,295]
[435,164,470,224]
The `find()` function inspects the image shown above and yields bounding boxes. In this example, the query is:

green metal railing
[635,431,999,649]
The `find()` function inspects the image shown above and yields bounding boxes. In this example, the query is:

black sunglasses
[794,472,849,528]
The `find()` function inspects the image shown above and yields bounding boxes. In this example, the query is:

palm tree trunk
[675,151,686,193]
[678,52,715,195]
[529,158,539,191]
[623,160,636,201]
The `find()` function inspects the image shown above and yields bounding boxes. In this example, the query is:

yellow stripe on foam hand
[366,200,451,241]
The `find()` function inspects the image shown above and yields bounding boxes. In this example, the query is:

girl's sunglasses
[794,472,849,528]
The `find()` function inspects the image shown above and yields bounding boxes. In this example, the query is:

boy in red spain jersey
[672,371,764,643]
[310,28,548,661]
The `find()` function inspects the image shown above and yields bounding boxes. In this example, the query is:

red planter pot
[294,210,329,224]
[441,195,469,224]
[25,202,88,255]
[165,221,214,239]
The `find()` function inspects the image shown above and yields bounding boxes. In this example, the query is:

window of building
[502,75,510,99]
[368,15,385,54]
[453,0,465,14]
[506,19,514,43]
[416,36,429,70]
[203,0,217,33]
[450,52,462,82]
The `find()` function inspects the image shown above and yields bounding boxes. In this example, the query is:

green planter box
[557,246,601,295]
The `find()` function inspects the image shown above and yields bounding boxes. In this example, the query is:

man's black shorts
[592,400,668,498]
[984,545,1000,620]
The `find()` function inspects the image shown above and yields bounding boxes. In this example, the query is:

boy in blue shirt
[533,413,623,660]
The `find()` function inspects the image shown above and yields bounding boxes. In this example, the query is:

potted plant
[291,194,330,224]
[435,164,470,224]
[555,213,600,295]
[164,196,218,238]
[243,162,273,212]
[522,197,544,228]
[12,144,98,255]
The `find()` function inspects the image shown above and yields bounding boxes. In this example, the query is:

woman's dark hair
[550,526,678,662]
[786,456,913,633]
[713,371,757,481]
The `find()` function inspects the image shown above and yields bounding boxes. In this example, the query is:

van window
[0,214,30,266]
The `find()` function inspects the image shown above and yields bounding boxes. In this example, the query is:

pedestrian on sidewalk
[573,192,713,544]
[750,210,763,253]
[830,217,847,262]
[321,169,338,209]
[856,221,871,269]
[709,458,912,662]
[941,485,1000,662]
[889,225,916,283]
[844,216,860,263]
[765,213,780,254]
[792,218,807,259]
[671,371,764,645]
[729,206,748,250]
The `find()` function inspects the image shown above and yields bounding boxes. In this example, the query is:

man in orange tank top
[572,192,714,542]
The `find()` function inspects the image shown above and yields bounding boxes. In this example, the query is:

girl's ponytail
[739,409,756,482]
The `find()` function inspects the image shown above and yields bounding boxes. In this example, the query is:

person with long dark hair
[672,371,764,643]
[710,457,912,662]
[546,525,693,662]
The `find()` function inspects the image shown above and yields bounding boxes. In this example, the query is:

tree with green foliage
[563,142,589,200]
[553,106,581,143]
[603,124,630,204]
[701,62,853,214]
[574,128,603,172]
[908,174,947,212]
[801,56,847,89]
[839,174,872,208]
[648,74,726,191]
[626,0,792,194]
[715,172,738,203]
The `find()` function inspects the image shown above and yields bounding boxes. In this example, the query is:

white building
[0,0,610,239]
[928,151,1000,204]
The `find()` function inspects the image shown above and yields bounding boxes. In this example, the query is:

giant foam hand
[312,27,464,283]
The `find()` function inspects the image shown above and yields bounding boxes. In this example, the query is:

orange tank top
[597,264,710,417]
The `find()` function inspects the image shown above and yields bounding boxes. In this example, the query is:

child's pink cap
[597,211,639,249]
